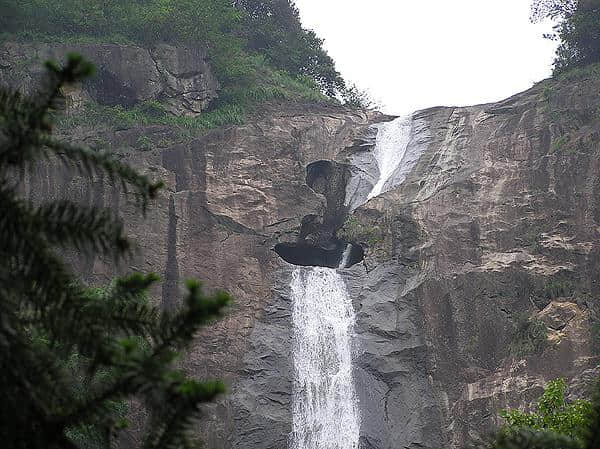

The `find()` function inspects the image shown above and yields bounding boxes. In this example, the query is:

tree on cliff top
[0,54,231,448]
[531,0,600,73]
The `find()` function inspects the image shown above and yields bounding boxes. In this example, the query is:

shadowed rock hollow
[273,240,363,268]
[273,159,365,268]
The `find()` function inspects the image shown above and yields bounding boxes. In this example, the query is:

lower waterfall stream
[290,267,360,449]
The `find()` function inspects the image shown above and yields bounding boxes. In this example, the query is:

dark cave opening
[306,160,335,194]
[274,159,363,269]
[274,240,364,269]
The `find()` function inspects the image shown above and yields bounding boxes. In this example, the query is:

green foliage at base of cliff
[500,378,594,444]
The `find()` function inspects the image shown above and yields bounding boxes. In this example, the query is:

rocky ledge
[0,41,218,115]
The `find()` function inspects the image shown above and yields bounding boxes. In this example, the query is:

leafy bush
[234,0,345,96]
[339,215,384,246]
[57,100,247,135]
[543,279,574,299]
[341,83,378,109]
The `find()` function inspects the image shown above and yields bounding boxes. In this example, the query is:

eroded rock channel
[273,160,364,268]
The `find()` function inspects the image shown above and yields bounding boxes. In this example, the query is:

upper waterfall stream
[367,115,413,200]
[290,267,360,449]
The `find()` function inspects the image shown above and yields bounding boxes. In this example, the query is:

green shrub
[339,216,380,244]
[56,100,247,135]
[543,279,574,300]
[500,378,594,444]
[509,314,548,358]
[531,0,600,75]
[136,135,153,151]
[552,135,569,152]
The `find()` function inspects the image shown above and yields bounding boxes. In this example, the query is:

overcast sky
[295,0,558,115]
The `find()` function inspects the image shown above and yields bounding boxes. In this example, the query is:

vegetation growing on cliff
[56,67,326,136]
[0,54,231,448]
[339,216,385,247]
[0,0,360,118]
[500,378,593,441]
[531,0,600,74]
[508,314,548,358]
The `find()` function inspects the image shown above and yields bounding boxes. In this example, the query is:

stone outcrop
[0,42,218,115]
[4,42,600,448]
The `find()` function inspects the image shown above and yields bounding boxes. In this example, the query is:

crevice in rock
[161,195,179,311]
[305,160,350,231]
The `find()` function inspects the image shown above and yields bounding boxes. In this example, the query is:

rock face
[3,42,600,448]
[342,74,600,448]
[0,42,218,115]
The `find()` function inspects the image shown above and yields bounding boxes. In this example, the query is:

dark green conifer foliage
[0,54,231,449]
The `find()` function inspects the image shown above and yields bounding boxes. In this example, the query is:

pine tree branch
[0,88,45,167]
[144,380,225,449]
[59,284,230,435]
[0,327,77,445]
[41,137,163,212]
[154,280,232,352]
[33,200,131,258]
[0,54,94,169]
[584,379,600,449]
[1,52,233,448]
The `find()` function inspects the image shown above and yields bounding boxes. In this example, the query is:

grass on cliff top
[57,59,330,135]
[57,101,246,135]
[556,62,600,83]
[4,27,333,134]
[0,30,138,46]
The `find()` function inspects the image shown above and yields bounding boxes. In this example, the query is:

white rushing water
[367,115,413,200]
[338,244,353,269]
[290,267,360,449]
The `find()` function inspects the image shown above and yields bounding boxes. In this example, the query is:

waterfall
[367,115,413,200]
[290,267,360,449]
[338,244,353,269]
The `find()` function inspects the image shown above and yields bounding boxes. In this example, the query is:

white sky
[295,0,558,115]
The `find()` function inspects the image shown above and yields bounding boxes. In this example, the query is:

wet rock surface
[273,158,365,269]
